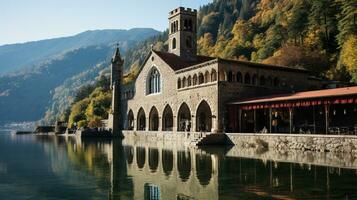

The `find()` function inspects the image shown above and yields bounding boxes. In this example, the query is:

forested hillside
[61,0,357,128]
[197,0,357,81]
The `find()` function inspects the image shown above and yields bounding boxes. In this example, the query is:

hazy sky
[0,0,212,45]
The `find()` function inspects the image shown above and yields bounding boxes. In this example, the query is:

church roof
[153,50,309,74]
[153,51,215,71]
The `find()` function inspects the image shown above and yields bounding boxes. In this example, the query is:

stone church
[108,7,319,136]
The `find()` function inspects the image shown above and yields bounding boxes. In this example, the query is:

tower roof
[112,44,123,64]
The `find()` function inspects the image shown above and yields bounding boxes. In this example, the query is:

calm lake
[0,131,357,200]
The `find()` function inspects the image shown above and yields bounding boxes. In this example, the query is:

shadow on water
[0,132,357,199]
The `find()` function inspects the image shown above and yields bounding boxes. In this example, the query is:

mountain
[0,28,160,123]
[0,28,159,75]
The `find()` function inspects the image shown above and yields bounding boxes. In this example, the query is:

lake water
[0,131,357,200]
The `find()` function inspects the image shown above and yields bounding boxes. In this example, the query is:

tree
[339,35,357,83]
[336,0,357,47]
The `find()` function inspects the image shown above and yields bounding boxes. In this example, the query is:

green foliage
[67,77,112,128]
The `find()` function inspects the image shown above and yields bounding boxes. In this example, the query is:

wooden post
[289,107,293,134]
[269,108,272,133]
[325,104,329,134]
[313,105,316,134]
[238,108,242,133]
[253,109,257,133]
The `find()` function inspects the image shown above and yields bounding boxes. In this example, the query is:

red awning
[230,86,357,110]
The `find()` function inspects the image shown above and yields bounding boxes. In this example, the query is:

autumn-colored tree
[339,35,357,83]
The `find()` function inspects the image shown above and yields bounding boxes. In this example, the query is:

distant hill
[0,28,159,75]
[0,28,160,123]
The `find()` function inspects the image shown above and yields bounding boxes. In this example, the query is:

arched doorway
[149,106,159,131]
[127,110,134,130]
[196,100,212,132]
[162,105,173,131]
[177,103,191,132]
[137,108,146,131]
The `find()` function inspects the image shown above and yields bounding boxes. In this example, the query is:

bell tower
[108,44,124,137]
[168,7,197,60]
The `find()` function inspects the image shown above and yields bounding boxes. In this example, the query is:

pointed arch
[228,71,234,82]
[177,78,181,89]
[137,107,146,131]
[127,109,134,130]
[196,100,212,132]
[198,73,204,84]
[193,74,198,85]
[149,106,159,131]
[211,69,217,82]
[162,105,173,131]
[204,71,210,83]
[147,67,161,94]
[177,102,191,132]
[172,38,177,49]
[187,75,192,86]
[182,77,187,88]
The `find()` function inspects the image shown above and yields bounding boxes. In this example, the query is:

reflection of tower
[108,45,124,136]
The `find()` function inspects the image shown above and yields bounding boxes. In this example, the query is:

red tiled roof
[153,51,215,71]
[230,86,357,105]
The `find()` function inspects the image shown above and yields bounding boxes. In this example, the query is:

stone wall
[227,133,357,154]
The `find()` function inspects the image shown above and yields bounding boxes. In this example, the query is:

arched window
[188,19,193,31]
[182,77,187,88]
[244,73,251,84]
[228,71,234,82]
[148,68,161,94]
[198,73,204,84]
[236,72,242,83]
[211,69,217,82]
[193,74,198,86]
[187,76,192,86]
[175,20,179,31]
[204,71,210,83]
[172,38,177,49]
[177,78,181,89]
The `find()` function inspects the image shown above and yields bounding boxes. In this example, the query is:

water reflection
[1,133,357,199]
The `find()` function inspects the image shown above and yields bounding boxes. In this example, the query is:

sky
[0,0,212,45]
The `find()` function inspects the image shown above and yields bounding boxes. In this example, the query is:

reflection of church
[108,7,318,136]
[123,144,219,200]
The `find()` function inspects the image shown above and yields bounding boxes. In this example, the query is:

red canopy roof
[230,86,357,106]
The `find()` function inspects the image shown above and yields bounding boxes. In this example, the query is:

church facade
[109,7,319,136]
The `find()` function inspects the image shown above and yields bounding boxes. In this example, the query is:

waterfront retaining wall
[226,133,357,154]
